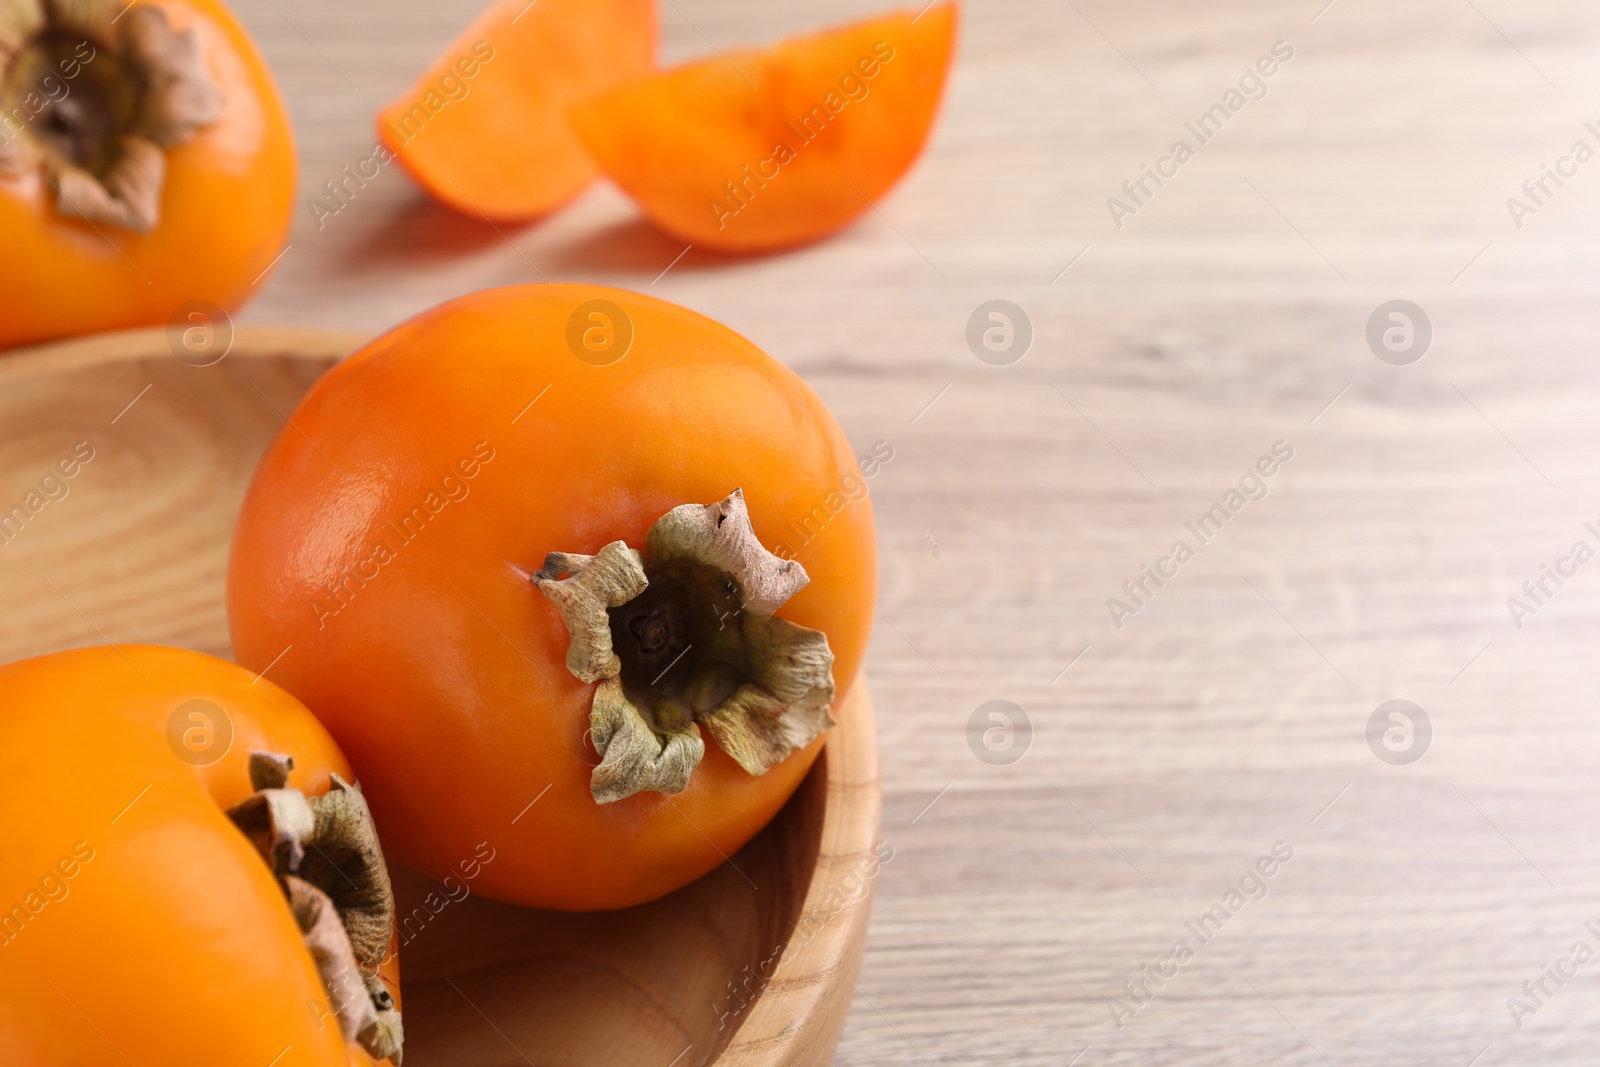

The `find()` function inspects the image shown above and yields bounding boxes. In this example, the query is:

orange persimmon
[377,0,655,221]
[570,3,957,252]
[227,283,877,911]
[0,645,404,1065]
[0,0,295,351]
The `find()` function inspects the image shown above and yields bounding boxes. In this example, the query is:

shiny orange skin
[0,645,397,1067]
[378,0,655,221]
[570,4,957,252]
[0,0,295,351]
[227,283,877,911]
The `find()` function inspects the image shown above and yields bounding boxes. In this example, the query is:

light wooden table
[235,0,1600,1062]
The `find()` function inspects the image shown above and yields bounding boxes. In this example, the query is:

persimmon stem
[227,754,404,1063]
[0,0,222,231]
[536,489,837,804]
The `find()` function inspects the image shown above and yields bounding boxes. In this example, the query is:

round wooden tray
[0,326,882,1067]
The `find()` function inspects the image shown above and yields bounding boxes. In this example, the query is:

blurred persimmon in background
[0,0,295,351]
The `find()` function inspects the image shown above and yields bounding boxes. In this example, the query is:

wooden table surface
[230,0,1600,1063]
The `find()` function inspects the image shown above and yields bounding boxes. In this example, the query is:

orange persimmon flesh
[378,0,655,221]
[570,3,957,252]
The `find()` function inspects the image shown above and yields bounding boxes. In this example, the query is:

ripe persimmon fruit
[377,0,654,221]
[0,645,404,1065]
[570,3,958,252]
[0,0,295,351]
[228,283,877,911]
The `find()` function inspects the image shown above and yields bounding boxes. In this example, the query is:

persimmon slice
[570,3,957,252]
[377,0,655,221]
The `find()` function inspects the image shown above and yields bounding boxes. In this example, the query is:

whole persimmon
[0,645,404,1065]
[570,4,957,251]
[228,283,877,911]
[377,0,654,222]
[0,0,295,351]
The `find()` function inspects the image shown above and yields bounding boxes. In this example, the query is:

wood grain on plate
[0,327,882,1067]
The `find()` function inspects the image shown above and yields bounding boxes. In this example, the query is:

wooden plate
[0,326,882,1067]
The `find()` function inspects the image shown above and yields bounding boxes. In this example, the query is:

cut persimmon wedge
[571,3,958,252]
[378,0,655,221]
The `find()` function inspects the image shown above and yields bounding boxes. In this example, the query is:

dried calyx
[536,489,836,805]
[227,751,404,1064]
[0,0,223,230]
